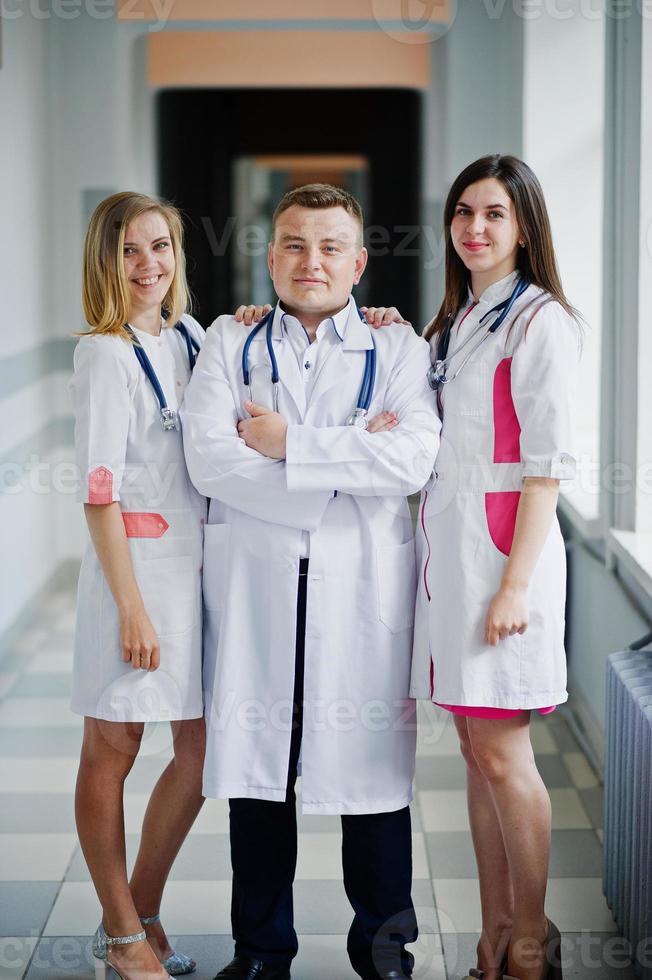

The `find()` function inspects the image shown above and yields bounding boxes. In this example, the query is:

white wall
[0,12,59,637]
[420,0,524,326]
[443,0,524,180]
[566,542,650,759]
[0,11,157,642]
[523,4,605,522]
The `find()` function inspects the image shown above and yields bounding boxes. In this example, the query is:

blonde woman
[70,193,206,980]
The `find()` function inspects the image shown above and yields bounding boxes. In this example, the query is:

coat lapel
[246,308,306,420]
[274,335,307,419]
[307,303,373,420]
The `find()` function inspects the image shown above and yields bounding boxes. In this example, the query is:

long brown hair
[81,191,191,342]
[424,155,580,342]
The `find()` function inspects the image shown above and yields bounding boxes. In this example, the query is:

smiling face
[268,205,368,326]
[450,177,522,295]
[123,210,176,326]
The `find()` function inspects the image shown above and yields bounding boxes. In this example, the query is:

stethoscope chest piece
[160,407,179,432]
[126,321,200,432]
[346,407,369,429]
[427,360,448,391]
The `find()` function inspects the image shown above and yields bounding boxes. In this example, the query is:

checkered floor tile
[0,584,635,979]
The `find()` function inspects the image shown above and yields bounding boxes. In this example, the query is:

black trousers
[229,560,417,979]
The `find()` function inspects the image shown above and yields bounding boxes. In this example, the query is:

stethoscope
[241,308,377,429]
[126,321,200,431]
[427,277,530,412]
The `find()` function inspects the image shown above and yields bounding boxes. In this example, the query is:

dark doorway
[158,89,422,327]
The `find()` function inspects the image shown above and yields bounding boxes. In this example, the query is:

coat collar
[466,270,520,311]
[262,297,373,351]
[244,297,372,422]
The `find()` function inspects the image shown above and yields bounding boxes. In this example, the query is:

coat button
[560,455,569,465]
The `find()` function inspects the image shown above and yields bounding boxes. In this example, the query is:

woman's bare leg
[454,715,513,979]
[75,717,166,979]
[466,713,551,980]
[129,717,206,959]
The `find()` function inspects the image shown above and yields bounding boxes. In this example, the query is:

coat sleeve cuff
[521,453,576,480]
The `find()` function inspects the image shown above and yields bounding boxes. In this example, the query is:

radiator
[604,648,652,976]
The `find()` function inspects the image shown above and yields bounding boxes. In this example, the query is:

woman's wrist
[116,592,145,618]
[499,574,529,594]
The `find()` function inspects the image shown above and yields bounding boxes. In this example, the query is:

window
[523,6,605,526]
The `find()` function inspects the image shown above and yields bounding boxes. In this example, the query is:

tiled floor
[0,583,637,979]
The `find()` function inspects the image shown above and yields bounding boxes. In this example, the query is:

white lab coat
[410,272,579,709]
[181,300,440,814]
[69,316,207,722]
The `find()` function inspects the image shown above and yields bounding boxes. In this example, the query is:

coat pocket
[485,491,521,557]
[202,523,231,613]
[131,554,195,637]
[376,538,417,634]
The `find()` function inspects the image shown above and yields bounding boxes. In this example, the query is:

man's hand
[237,401,288,459]
[366,411,398,433]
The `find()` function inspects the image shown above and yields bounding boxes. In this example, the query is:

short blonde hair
[271,183,364,242]
[81,191,191,341]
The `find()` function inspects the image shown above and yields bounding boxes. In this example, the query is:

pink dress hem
[436,703,557,719]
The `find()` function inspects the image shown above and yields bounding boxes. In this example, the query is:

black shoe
[362,972,411,980]
[213,955,291,980]
[361,973,410,980]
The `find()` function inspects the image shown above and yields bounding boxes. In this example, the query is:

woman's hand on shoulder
[484,583,528,646]
[234,304,273,327]
[119,604,160,671]
[360,306,412,328]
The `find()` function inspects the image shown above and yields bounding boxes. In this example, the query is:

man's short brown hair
[271,183,364,241]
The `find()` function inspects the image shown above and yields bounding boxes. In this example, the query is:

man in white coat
[181,185,440,980]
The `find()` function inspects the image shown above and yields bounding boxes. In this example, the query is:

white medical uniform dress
[410,272,579,710]
[69,316,207,722]
[182,299,441,814]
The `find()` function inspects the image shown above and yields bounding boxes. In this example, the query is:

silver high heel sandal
[140,914,196,975]
[93,928,165,980]
[93,919,196,976]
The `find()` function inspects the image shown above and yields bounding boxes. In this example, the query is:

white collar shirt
[276,298,353,558]
[278,298,353,403]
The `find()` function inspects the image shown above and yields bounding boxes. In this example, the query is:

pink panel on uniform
[437,703,556,718]
[122,512,169,538]
[485,491,520,557]
[88,466,113,504]
[493,357,521,463]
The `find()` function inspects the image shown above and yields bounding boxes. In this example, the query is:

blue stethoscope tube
[127,322,200,431]
[242,308,377,428]
[428,276,530,395]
